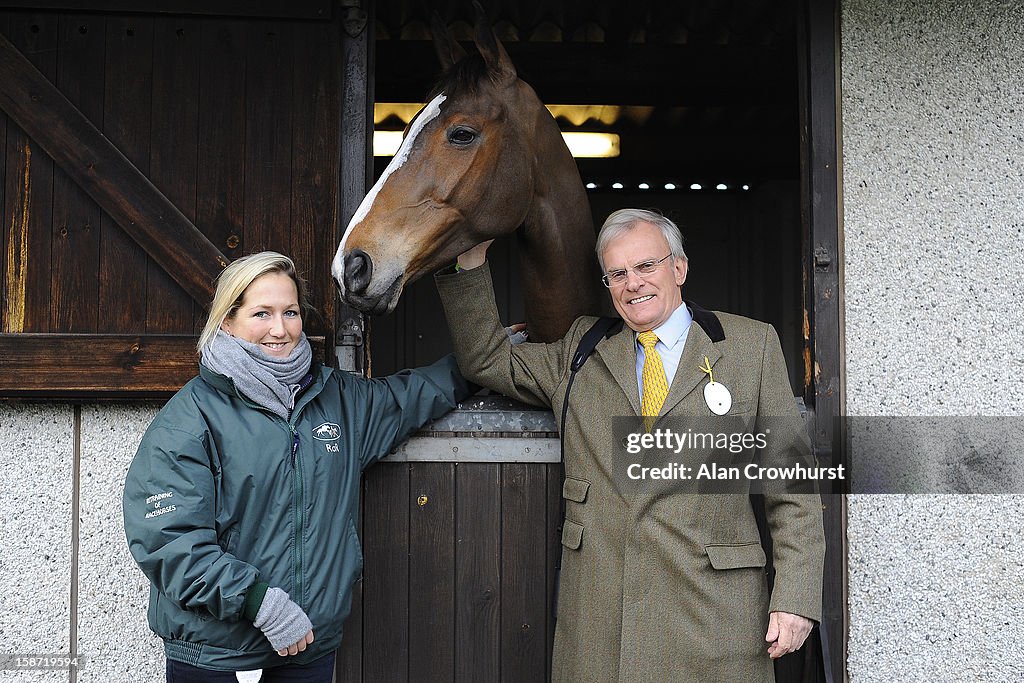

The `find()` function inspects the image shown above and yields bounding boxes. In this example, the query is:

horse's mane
[427,53,493,99]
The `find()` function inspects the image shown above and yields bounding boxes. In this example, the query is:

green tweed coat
[436,263,825,683]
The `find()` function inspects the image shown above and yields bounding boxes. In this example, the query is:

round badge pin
[703,381,732,415]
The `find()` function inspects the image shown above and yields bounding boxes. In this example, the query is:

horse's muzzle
[340,284,402,316]
[343,249,373,296]
[334,249,403,316]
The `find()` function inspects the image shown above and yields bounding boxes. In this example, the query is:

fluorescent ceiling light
[373,131,405,157]
[563,132,620,158]
[372,130,619,158]
[373,103,621,158]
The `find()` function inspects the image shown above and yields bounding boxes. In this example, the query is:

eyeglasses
[601,254,674,288]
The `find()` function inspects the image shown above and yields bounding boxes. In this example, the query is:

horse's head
[332,10,540,315]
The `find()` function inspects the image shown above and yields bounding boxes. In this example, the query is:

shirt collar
[635,302,693,351]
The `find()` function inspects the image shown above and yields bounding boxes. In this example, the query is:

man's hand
[457,239,494,270]
[765,611,813,659]
[278,629,314,657]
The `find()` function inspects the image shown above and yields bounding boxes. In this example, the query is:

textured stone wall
[0,405,73,683]
[0,404,161,682]
[77,405,163,682]
[842,0,1024,680]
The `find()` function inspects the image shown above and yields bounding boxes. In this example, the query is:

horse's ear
[431,12,466,70]
[471,1,516,81]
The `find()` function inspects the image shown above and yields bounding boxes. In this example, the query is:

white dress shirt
[635,303,693,402]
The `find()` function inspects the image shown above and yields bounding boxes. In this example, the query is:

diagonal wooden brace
[0,31,228,306]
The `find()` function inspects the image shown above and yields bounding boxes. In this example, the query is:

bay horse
[331,10,604,342]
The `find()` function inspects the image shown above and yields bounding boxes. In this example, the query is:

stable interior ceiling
[372,0,799,190]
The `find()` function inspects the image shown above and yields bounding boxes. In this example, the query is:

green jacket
[123,355,468,671]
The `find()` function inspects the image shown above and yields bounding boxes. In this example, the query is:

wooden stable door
[0,4,342,397]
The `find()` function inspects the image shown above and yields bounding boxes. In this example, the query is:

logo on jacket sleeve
[313,422,341,441]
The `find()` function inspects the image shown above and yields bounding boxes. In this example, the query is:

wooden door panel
[3,13,56,334]
[0,10,345,397]
[148,16,202,333]
[51,14,104,333]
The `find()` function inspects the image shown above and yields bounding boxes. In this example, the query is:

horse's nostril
[343,249,373,294]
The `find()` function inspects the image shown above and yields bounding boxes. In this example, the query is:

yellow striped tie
[638,331,668,432]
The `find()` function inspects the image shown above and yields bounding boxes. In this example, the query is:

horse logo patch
[312,422,341,441]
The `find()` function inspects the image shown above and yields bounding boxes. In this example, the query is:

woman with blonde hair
[124,251,469,681]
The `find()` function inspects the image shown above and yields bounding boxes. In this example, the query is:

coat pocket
[561,520,584,550]
[705,542,766,570]
[562,477,590,503]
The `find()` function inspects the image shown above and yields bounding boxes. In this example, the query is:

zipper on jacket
[290,422,305,607]
[221,372,318,610]
[290,425,300,467]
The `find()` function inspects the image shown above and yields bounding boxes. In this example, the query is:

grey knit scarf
[200,330,313,419]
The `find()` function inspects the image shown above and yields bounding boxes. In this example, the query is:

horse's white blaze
[332,93,447,294]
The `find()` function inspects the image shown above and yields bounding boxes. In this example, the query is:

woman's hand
[253,587,313,656]
[457,239,494,270]
[278,629,315,657]
[505,322,529,345]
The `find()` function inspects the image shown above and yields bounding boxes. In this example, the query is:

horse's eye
[448,127,477,146]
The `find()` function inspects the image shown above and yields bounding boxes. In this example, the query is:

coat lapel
[595,324,641,415]
[659,321,722,419]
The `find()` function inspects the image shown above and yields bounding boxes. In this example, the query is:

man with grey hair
[595,207,689,270]
[435,208,824,682]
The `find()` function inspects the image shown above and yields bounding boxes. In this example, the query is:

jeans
[166,653,336,683]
